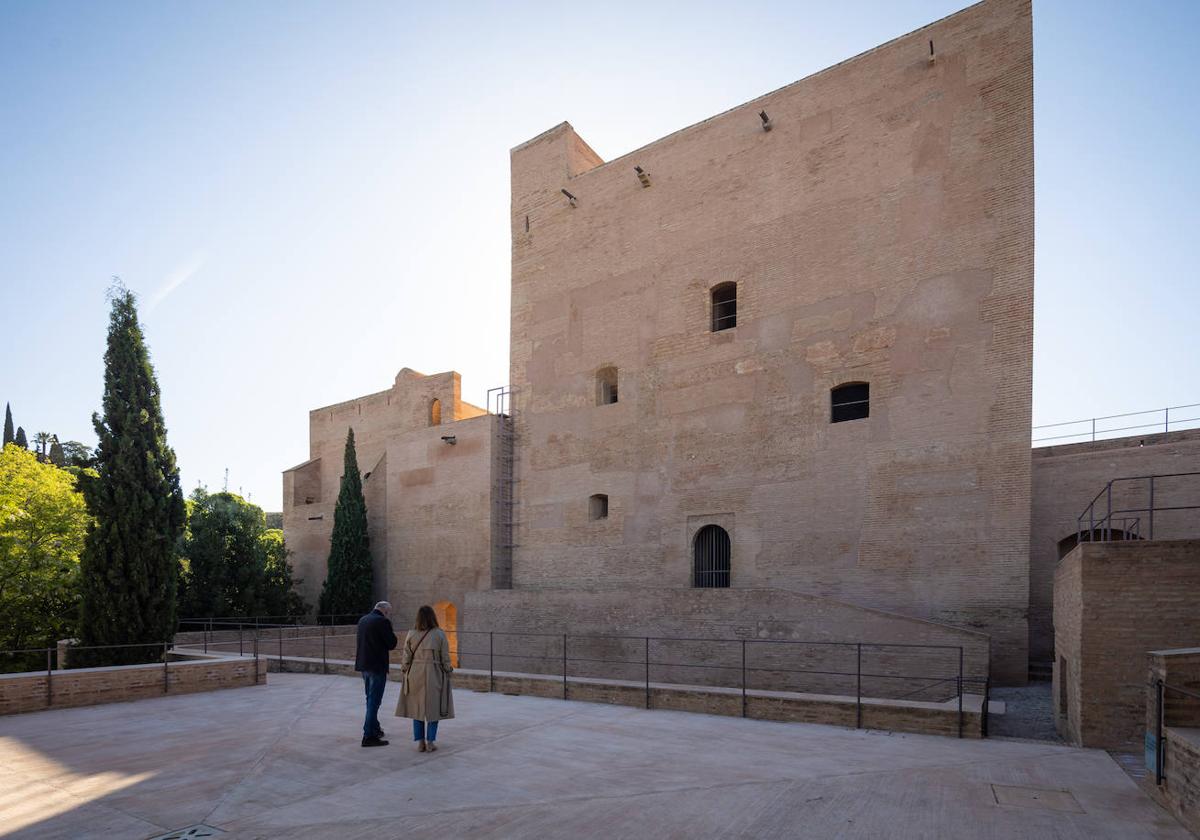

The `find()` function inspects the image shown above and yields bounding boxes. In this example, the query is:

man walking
[355,600,398,747]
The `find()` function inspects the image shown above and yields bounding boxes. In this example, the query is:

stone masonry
[507,0,1033,683]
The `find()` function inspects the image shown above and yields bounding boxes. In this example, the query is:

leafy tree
[59,441,95,469]
[0,444,90,671]
[48,436,65,467]
[77,284,185,665]
[14,427,27,449]
[3,403,12,447]
[317,428,373,620]
[178,489,307,619]
[260,528,309,617]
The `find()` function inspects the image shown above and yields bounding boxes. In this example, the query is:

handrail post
[741,640,747,718]
[644,637,650,710]
[46,648,52,709]
[1092,417,1096,441]
[957,647,964,739]
[1149,476,1156,540]
[562,634,568,700]
[983,676,990,738]
[279,626,283,667]
[239,625,244,657]
[1105,482,1112,542]
[322,624,327,674]
[204,621,208,654]
[1156,679,1165,785]
[1165,406,1169,433]
[163,642,170,694]
[856,643,862,729]
[489,632,495,692]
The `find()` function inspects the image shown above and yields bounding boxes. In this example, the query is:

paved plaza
[0,673,1188,839]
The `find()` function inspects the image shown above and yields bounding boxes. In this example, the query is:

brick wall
[508,0,1033,684]
[465,586,989,701]
[1031,429,1200,666]
[1053,541,1200,748]
[0,654,264,716]
[282,373,497,623]
[1143,649,1200,836]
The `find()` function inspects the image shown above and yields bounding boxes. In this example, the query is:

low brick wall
[464,588,990,700]
[1143,648,1200,834]
[1144,730,1200,837]
[264,655,982,738]
[1054,540,1200,748]
[0,653,265,716]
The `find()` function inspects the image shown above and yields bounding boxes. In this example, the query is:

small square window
[831,383,869,423]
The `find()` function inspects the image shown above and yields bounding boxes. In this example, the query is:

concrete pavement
[0,672,1188,839]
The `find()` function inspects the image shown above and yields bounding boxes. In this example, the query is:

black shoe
[361,737,389,747]
[374,729,385,739]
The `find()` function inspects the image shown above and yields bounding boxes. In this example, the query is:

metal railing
[1153,679,1200,785]
[177,614,361,634]
[178,623,990,738]
[1033,402,1200,446]
[1077,471,1200,544]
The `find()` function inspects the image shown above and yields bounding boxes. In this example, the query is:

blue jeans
[362,671,387,739]
[413,719,439,742]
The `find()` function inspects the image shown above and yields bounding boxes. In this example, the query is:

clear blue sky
[2,0,1198,511]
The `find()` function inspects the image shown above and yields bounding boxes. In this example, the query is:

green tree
[0,444,90,671]
[77,285,185,665]
[59,441,95,469]
[178,490,307,619]
[14,427,27,449]
[260,528,309,617]
[317,428,373,619]
[3,403,12,447]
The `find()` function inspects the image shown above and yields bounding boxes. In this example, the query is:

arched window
[693,524,731,588]
[596,367,618,405]
[430,398,442,426]
[831,382,869,423]
[589,494,609,520]
[711,282,737,332]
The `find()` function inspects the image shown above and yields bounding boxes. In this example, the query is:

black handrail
[1077,471,1200,545]
[169,625,987,737]
[1154,679,1200,785]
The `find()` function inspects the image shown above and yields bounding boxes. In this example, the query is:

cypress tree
[78,284,185,664]
[14,427,27,449]
[3,403,12,447]
[317,427,373,620]
[49,436,65,467]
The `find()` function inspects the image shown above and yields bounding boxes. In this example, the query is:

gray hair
[374,601,392,613]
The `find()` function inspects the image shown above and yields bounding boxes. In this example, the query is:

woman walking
[396,605,455,752]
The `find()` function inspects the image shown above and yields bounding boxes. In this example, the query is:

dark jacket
[355,609,398,673]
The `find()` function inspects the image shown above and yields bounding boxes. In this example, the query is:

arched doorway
[433,601,458,667]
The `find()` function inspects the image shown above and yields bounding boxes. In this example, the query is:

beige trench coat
[395,627,455,721]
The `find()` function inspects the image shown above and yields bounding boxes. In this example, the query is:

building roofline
[511,0,987,174]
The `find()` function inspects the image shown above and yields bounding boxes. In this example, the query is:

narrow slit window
[831,383,869,423]
[693,524,731,588]
[711,283,737,332]
[589,494,609,520]
[596,367,618,405]
[430,398,442,426]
